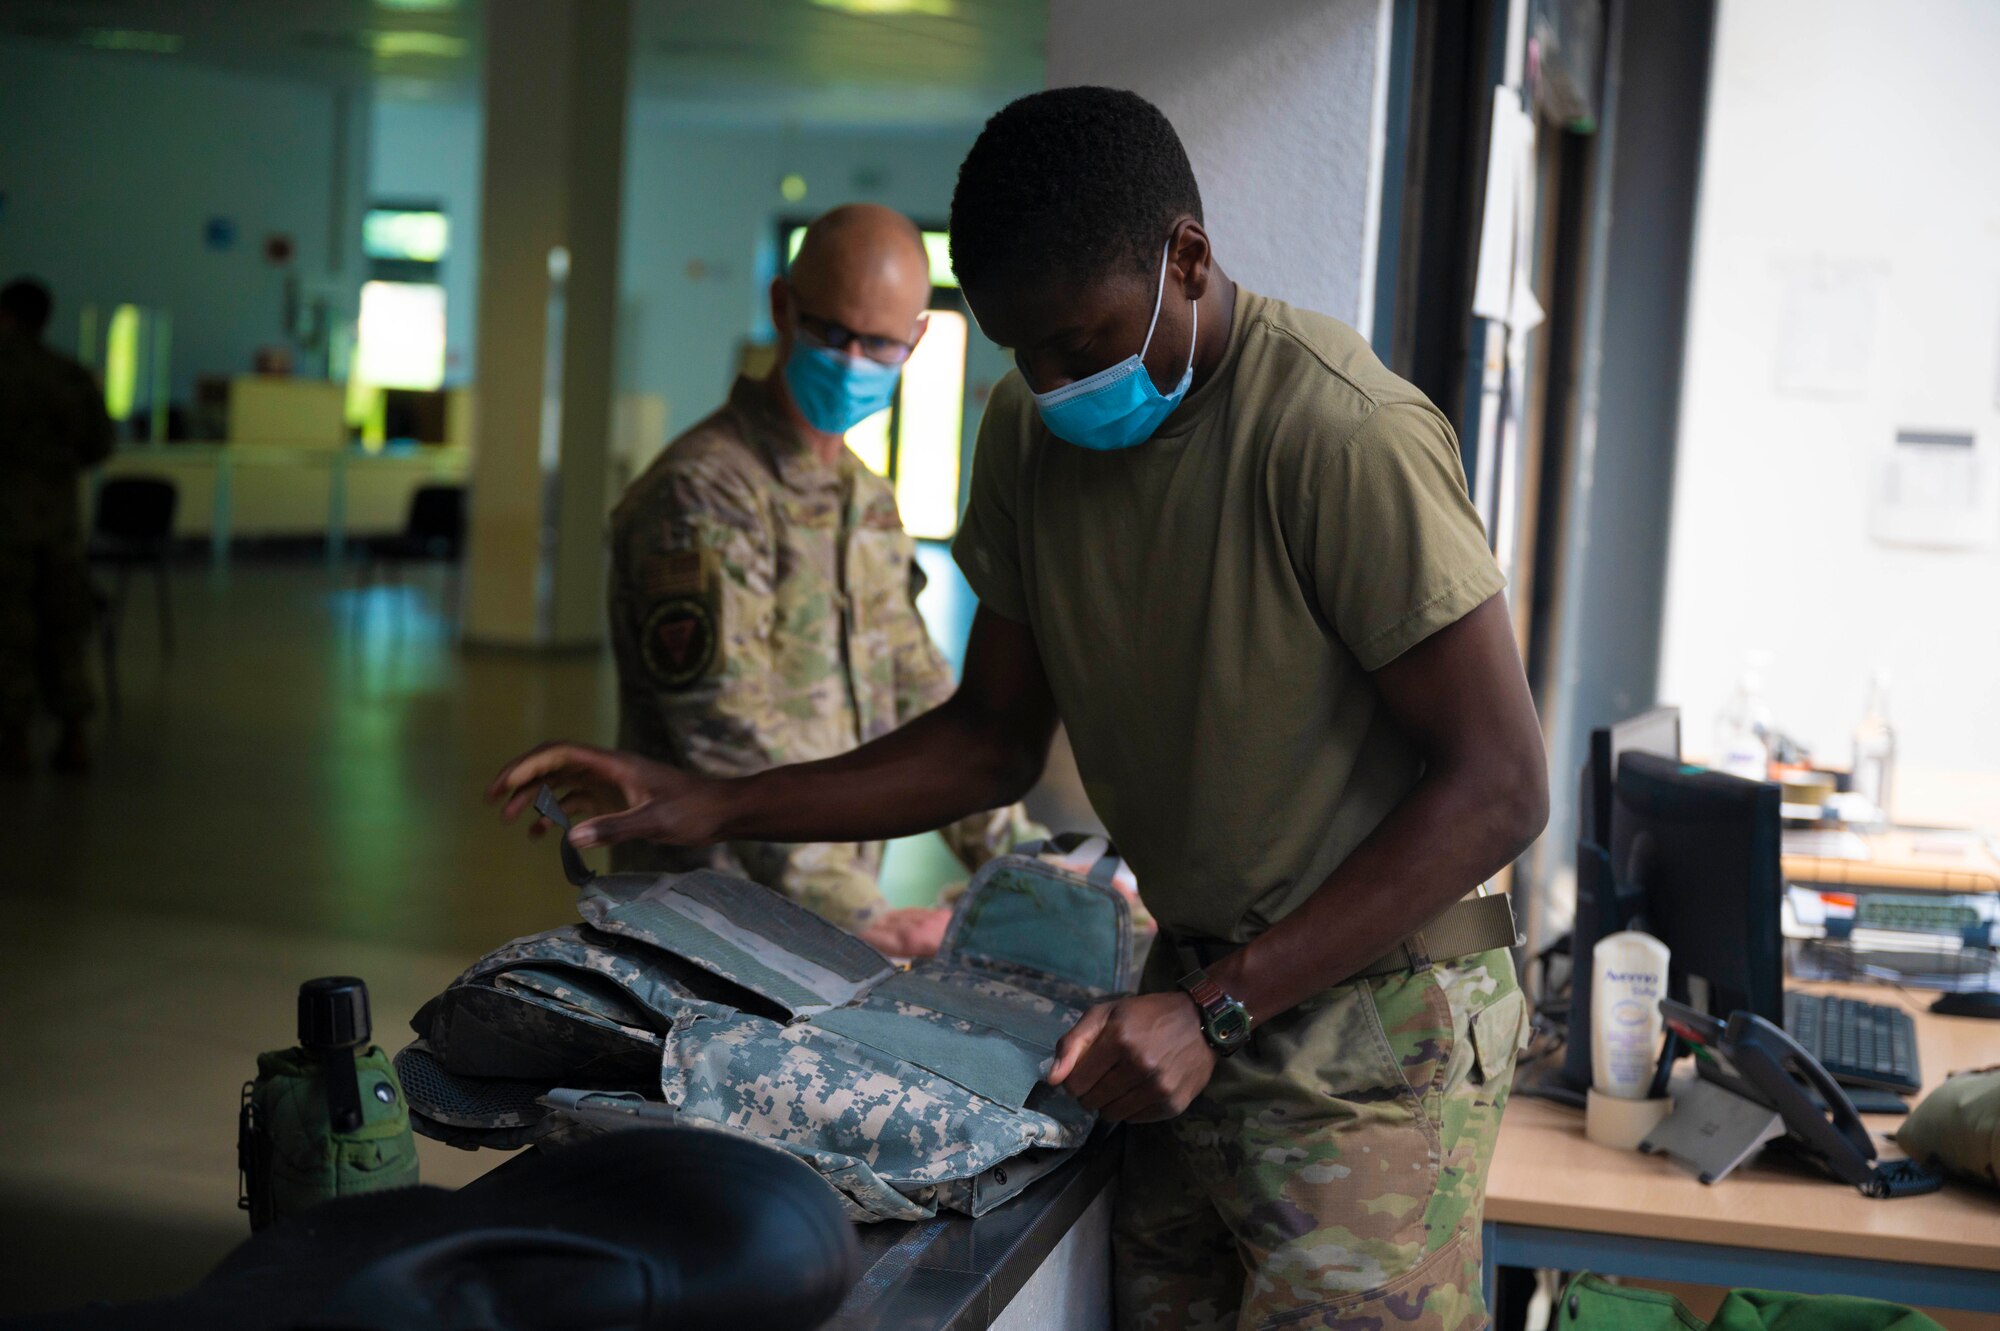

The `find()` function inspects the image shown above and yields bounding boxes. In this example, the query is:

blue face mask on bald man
[783,339,904,436]
[780,281,925,437]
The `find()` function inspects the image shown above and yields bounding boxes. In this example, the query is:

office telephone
[1649,1000,1942,1198]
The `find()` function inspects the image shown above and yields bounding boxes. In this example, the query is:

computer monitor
[1583,708,1683,848]
[1610,751,1784,1025]
[1556,707,1681,1093]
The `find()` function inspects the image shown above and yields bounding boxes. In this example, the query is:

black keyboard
[1783,992,1921,1095]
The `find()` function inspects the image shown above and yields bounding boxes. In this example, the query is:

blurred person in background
[585,203,1037,958]
[0,277,113,775]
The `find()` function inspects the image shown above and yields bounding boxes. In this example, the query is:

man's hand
[856,905,952,959]
[488,742,734,850]
[1048,991,1219,1123]
[519,781,622,841]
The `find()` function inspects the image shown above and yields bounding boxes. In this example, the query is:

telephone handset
[1658,999,1941,1198]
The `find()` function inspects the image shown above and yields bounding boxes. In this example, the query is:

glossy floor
[0,559,1095,1315]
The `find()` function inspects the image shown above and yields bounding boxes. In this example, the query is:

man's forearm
[716,693,1049,847]
[1208,759,1546,1027]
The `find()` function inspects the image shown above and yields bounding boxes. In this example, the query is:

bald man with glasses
[592,204,1036,957]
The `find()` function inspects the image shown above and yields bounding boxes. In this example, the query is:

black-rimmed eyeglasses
[794,308,926,366]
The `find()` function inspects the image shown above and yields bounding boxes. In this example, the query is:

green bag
[1896,1064,2000,1191]
[1554,1273,1946,1331]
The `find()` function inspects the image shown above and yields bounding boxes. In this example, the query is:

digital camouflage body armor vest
[398,794,1133,1222]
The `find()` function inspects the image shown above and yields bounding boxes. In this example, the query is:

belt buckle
[1404,930,1433,974]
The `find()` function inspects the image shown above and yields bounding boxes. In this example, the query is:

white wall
[369,97,484,385]
[1046,0,1391,330]
[372,102,1003,464]
[616,117,997,450]
[1659,0,2000,823]
[0,42,362,404]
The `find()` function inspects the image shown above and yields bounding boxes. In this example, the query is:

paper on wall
[1469,86,1542,576]
[1471,86,1537,326]
[1869,427,1994,551]
[1773,256,1885,398]
[1508,270,1546,340]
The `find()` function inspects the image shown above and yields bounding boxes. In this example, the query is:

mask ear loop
[1182,292,1199,377]
[1136,240,1173,359]
[1140,239,1200,381]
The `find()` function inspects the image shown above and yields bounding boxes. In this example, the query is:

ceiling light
[370,30,467,59]
[375,0,458,10]
[809,0,958,17]
[81,28,182,54]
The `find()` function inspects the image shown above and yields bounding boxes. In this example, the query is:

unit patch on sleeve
[642,548,715,599]
[640,597,718,690]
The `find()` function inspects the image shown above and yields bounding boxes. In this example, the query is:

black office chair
[88,476,178,663]
[357,484,466,590]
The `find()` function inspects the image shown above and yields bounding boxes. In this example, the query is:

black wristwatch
[1178,969,1252,1056]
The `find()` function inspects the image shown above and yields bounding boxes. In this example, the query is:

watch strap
[1177,968,1248,1054]
[1182,970,1225,1012]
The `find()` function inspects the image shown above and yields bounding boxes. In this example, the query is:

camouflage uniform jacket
[608,375,1031,929]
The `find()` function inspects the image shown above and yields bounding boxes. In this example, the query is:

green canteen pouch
[241,1044,419,1229]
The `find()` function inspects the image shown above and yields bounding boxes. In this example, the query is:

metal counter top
[823,1126,1122,1331]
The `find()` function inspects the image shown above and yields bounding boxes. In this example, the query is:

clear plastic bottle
[1851,671,1895,821]
[1713,652,1773,781]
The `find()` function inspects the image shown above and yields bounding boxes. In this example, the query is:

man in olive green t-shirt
[493,88,1549,1331]
[955,301,1506,948]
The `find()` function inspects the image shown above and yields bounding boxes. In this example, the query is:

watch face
[1208,1000,1252,1048]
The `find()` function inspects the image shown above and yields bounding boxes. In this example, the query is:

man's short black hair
[950,86,1203,290]
[0,278,53,335]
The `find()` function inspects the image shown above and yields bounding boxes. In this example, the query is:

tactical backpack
[397,793,1134,1221]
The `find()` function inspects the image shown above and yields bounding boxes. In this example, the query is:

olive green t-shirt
[951,288,1504,943]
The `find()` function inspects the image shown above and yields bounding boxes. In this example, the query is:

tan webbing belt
[1175,893,1520,980]
[1349,892,1521,979]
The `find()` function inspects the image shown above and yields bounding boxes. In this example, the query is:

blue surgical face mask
[783,339,903,436]
[1031,240,1198,451]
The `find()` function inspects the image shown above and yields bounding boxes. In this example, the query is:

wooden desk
[1484,983,2000,1312]
[1785,828,2000,895]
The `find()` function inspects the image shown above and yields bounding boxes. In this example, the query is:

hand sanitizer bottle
[1713,652,1773,782]
[1852,670,1895,822]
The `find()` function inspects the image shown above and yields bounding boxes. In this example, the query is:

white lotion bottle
[1584,930,1673,1149]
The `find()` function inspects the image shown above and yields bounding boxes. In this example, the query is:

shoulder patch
[640,597,718,690]
[640,548,716,599]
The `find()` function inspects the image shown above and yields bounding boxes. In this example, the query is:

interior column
[462,0,630,648]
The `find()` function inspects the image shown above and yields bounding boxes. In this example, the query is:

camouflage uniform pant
[0,538,96,730]
[1115,946,1529,1331]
